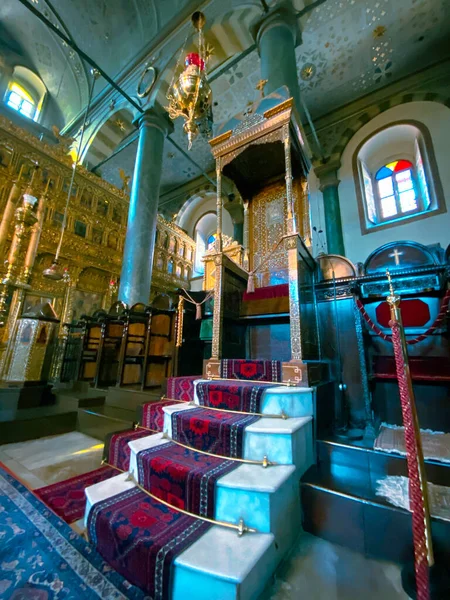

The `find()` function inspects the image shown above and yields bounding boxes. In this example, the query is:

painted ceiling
[1,0,450,203]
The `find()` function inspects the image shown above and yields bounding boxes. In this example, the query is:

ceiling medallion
[373,25,386,38]
[137,65,157,99]
[300,63,316,81]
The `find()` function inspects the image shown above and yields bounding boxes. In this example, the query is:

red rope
[390,322,430,600]
[356,288,450,345]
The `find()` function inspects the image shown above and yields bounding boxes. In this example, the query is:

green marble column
[255,9,301,110]
[118,109,172,307]
[319,169,345,256]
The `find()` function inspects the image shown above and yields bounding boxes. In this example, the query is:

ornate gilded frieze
[0,115,196,329]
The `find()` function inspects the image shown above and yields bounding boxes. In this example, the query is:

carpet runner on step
[141,399,183,431]
[108,428,152,470]
[88,486,210,600]
[167,375,200,401]
[196,380,270,413]
[0,464,145,599]
[171,407,258,458]
[35,465,117,524]
[136,441,236,517]
[221,359,281,382]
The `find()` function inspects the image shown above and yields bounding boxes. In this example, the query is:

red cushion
[243,283,289,302]
[375,299,431,328]
[373,356,450,381]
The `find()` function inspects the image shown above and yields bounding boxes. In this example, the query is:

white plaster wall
[337,101,450,264]
[177,193,234,239]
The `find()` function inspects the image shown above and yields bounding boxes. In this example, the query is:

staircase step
[243,416,314,468]
[105,386,163,411]
[301,464,450,563]
[162,404,314,467]
[173,526,277,600]
[317,438,450,489]
[84,472,278,600]
[193,379,313,418]
[77,406,134,441]
[128,431,302,550]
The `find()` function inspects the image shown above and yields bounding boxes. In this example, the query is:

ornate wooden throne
[203,86,323,385]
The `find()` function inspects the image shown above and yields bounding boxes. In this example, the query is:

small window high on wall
[3,66,46,123]
[355,123,445,233]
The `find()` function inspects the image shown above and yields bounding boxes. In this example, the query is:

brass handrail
[101,460,257,536]
[135,424,274,467]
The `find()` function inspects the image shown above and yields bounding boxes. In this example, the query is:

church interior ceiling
[1,0,449,203]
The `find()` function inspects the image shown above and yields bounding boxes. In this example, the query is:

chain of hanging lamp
[43,69,100,280]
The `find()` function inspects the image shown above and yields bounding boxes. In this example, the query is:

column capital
[315,160,341,191]
[253,6,301,49]
[133,107,173,137]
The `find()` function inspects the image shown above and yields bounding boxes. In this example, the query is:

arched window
[374,159,421,221]
[356,123,444,232]
[4,67,46,123]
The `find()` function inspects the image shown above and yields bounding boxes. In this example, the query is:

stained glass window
[207,233,216,249]
[374,160,420,221]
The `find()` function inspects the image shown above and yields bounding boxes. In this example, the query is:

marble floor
[261,532,408,600]
[0,433,409,599]
[0,431,104,490]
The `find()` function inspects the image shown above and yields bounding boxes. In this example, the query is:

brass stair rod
[101,461,257,536]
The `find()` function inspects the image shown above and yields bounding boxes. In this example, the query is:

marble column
[118,109,172,307]
[317,166,345,256]
[255,8,301,111]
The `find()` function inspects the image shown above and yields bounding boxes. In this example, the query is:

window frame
[373,162,423,224]
[353,120,447,235]
[5,83,38,121]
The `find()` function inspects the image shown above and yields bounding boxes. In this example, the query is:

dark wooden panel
[301,484,366,554]
[247,323,291,362]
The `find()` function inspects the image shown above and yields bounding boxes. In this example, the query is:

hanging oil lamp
[166,11,213,150]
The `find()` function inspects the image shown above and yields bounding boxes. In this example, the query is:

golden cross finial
[386,268,395,296]
[256,79,268,98]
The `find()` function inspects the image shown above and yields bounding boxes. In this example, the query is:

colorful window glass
[375,160,419,220]
[207,233,216,249]
[5,83,38,121]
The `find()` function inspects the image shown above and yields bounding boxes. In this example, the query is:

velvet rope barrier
[355,288,450,345]
[385,270,434,600]
[390,321,431,600]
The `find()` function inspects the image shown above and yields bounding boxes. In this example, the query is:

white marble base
[128,432,170,479]
[193,380,314,418]
[216,463,302,556]
[173,527,278,600]
[243,416,314,470]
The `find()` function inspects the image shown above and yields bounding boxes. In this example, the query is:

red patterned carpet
[196,380,268,412]
[88,487,210,600]
[167,374,200,401]
[221,358,281,382]
[136,441,236,517]
[108,428,152,470]
[141,399,181,431]
[35,465,117,523]
[171,407,258,458]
